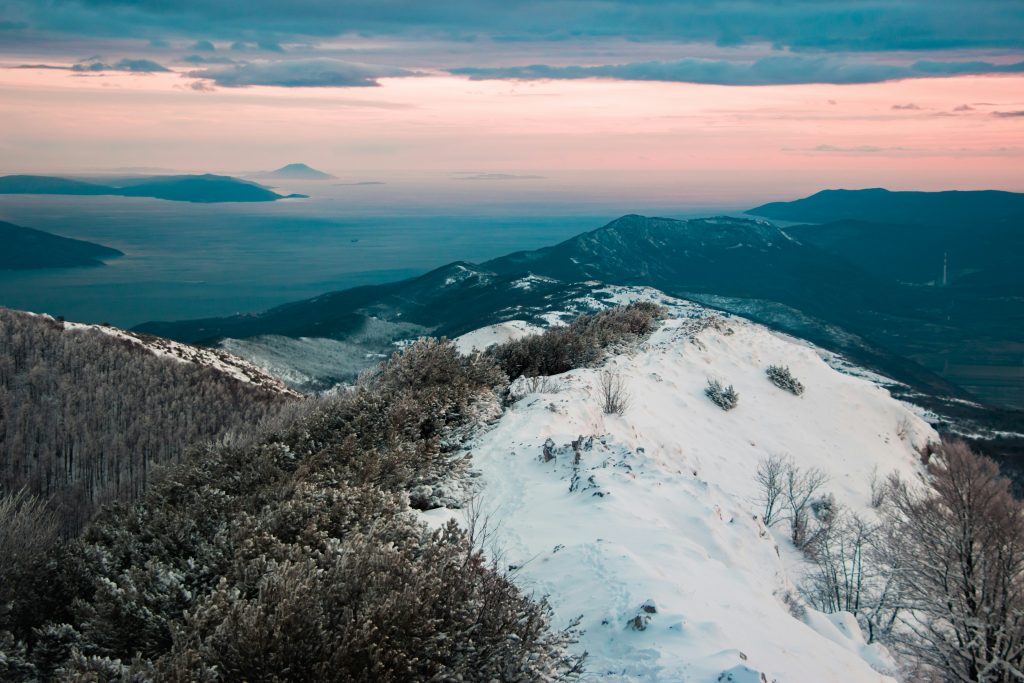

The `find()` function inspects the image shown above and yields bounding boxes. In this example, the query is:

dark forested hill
[0,173,299,203]
[0,220,123,269]
[0,309,296,534]
[748,188,1024,227]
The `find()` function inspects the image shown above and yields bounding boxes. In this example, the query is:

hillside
[0,220,123,269]
[439,289,935,680]
[748,188,1024,228]
[0,173,299,203]
[0,308,297,534]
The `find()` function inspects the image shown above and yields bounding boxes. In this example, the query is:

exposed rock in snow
[443,297,933,681]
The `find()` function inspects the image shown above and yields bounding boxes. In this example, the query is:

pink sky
[1,64,1022,204]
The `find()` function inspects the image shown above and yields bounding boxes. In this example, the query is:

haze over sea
[0,173,736,327]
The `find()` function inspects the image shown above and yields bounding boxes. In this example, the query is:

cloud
[15,58,171,73]
[188,58,416,87]
[450,57,1024,86]
[455,172,545,180]
[6,0,1024,55]
[180,54,237,64]
[953,104,975,111]
[992,110,1024,117]
[191,40,216,52]
[892,103,921,110]
[808,145,894,154]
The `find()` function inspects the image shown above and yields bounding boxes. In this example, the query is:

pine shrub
[766,365,804,396]
[705,379,739,411]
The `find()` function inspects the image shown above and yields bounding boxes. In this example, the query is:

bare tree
[784,465,830,549]
[756,455,787,527]
[0,488,58,584]
[884,440,1024,681]
[599,370,629,416]
[801,507,905,645]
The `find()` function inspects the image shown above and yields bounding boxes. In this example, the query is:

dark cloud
[15,57,170,73]
[953,104,975,111]
[892,103,921,110]
[73,58,170,72]
[257,40,284,53]
[993,110,1024,117]
[451,57,1024,86]
[180,54,237,64]
[4,0,1024,53]
[188,58,416,87]
[191,40,216,52]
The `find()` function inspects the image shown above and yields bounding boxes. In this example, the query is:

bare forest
[0,309,294,534]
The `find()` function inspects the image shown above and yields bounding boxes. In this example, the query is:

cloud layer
[4,0,1024,53]
[188,59,415,87]
[451,57,1024,86]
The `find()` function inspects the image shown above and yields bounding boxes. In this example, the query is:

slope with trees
[0,309,295,534]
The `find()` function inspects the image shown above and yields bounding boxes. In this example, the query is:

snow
[448,306,934,682]
[453,320,543,353]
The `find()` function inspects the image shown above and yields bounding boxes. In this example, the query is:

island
[0,220,123,269]
[0,174,306,203]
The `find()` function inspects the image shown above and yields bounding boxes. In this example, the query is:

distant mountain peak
[255,163,336,180]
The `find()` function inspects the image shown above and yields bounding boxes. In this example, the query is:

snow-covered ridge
[57,317,301,398]
[442,291,935,681]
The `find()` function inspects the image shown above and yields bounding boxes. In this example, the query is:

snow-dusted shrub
[705,379,739,411]
[599,370,630,415]
[488,302,665,379]
[158,521,581,682]
[765,365,804,396]
[3,334,583,680]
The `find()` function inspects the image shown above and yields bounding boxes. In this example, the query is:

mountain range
[134,189,1024,474]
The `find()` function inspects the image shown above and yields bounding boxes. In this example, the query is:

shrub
[487,303,665,379]
[1,335,583,680]
[705,379,739,411]
[598,370,629,416]
[765,365,804,396]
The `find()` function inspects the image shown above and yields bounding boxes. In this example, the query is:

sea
[0,176,737,327]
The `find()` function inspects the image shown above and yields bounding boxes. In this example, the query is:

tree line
[0,309,293,535]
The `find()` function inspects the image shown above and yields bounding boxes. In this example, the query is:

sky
[1,0,1022,203]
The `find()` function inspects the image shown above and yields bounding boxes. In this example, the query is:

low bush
[705,379,739,411]
[488,302,665,379]
[766,365,804,396]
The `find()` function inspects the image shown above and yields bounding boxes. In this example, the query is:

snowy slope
[441,294,935,682]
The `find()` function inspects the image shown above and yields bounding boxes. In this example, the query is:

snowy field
[435,295,936,681]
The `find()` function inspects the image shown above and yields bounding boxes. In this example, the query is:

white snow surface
[454,320,544,353]
[445,305,935,682]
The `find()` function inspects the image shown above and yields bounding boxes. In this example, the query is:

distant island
[0,174,307,203]
[0,220,123,269]
[250,163,336,180]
